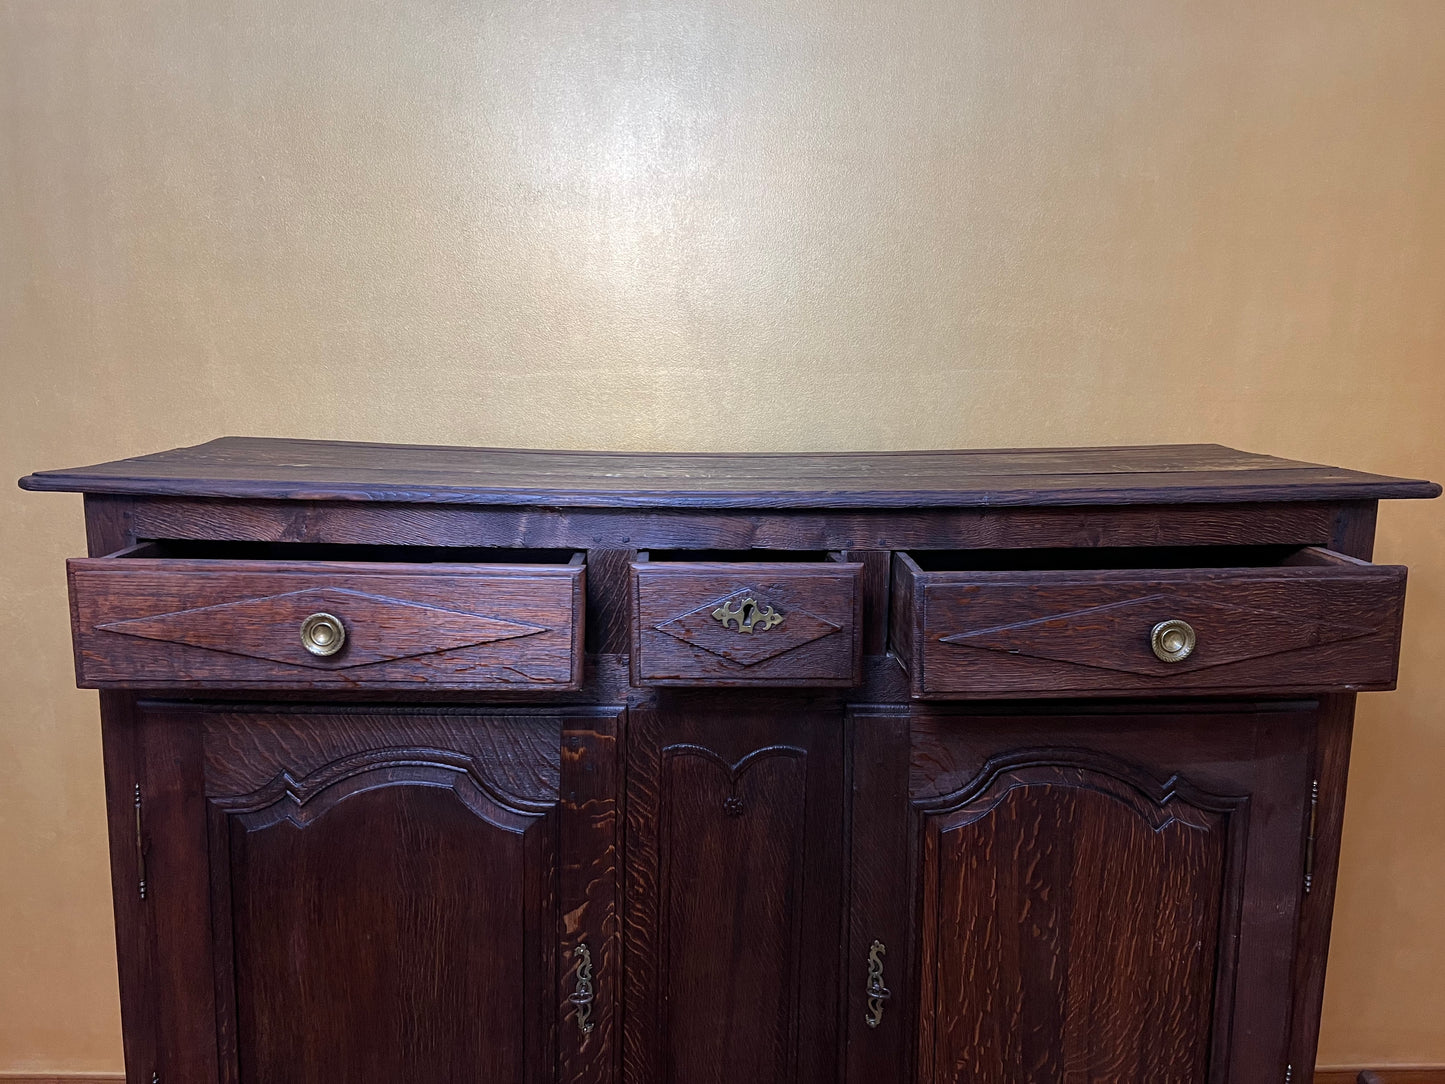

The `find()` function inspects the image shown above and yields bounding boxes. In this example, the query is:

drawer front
[631,561,863,686]
[893,550,1407,698]
[68,558,584,690]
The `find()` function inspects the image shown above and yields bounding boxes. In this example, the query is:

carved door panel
[135,704,620,1084]
[622,697,846,1084]
[846,703,1315,1084]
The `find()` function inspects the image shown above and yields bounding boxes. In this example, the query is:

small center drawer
[630,551,863,687]
[891,545,1407,699]
[67,542,585,691]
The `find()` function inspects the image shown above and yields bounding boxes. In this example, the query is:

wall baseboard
[0,1076,126,1083]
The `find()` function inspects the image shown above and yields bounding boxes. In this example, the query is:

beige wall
[2,0,1443,1072]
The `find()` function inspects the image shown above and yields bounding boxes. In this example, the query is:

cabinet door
[622,697,845,1084]
[131,703,620,1084]
[846,703,1314,1084]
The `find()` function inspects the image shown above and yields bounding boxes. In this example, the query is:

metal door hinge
[1304,780,1319,895]
[134,784,147,901]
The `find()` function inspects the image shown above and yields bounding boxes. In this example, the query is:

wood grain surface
[124,495,1357,552]
[907,703,1315,1084]
[630,560,862,686]
[20,436,1441,507]
[894,548,1406,698]
[918,758,1234,1083]
[69,556,584,690]
[200,706,569,1084]
[623,697,845,1084]
[128,704,623,1084]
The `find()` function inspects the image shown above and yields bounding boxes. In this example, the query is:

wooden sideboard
[21,438,1440,1084]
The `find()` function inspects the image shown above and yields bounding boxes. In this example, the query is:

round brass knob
[300,612,346,657]
[1150,619,1196,663]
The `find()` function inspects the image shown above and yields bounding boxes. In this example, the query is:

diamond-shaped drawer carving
[655,588,842,668]
[941,594,1376,677]
[96,586,545,670]
[631,560,862,686]
[68,554,584,690]
[891,548,1408,699]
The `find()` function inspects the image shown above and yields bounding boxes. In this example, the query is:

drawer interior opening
[118,540,583,566]
[637,549,839,563]
[904,544,1324,573]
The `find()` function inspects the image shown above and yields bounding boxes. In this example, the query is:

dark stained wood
[918,757,1236,1083]
[125,496,1358,553]
[621,698,664,1084]
[630,559,863,686]
[200,705,566,1084]
[97,692,157,1084]
[228,780,549,1082]
[1290,693,1359,1079]
[1290,503,1380,1077]
[623,696,845,1084]
[83,494,137,556]
[894,547,1407,698]
[844,708,913,1084]
[22,441,1436,1084]
[69,554,584,690]
[888,552,918,685]
[841,549,891,655]
[905,703,1315,1084]
[197,706,566,801]
[1330,501,1380,561]
[133,704,622,1084]
[560,710,623,1084]
[20,436,1441,507]
[140,707,222,1084]
[585,549,637,655]
[81,498,158,1084]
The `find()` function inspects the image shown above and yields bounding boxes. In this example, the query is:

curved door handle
[569,943,595,1035]
[865,940,891,1028]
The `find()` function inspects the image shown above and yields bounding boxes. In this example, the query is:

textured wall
[2,0,1443,1072]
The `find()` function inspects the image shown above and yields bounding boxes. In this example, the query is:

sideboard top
[18,437,1440,509]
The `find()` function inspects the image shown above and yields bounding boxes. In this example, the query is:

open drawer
[890,545,1407,699]
[630,550,863,686]
[67,541,585,691]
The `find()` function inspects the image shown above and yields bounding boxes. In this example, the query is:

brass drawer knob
[1151,619,1196,663]
[300,612,346,657]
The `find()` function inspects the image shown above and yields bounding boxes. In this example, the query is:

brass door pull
[569,943,595,1035]
[865,940,890,1028]
[299,612,346,657]
[1150,618,1196,663]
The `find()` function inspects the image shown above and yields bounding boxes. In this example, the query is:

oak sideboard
[21,438,1440,1084]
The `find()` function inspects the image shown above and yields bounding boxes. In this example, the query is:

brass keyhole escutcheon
[712,596,784,634]
[300,612,346,657]
[1151,619,1196,663]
